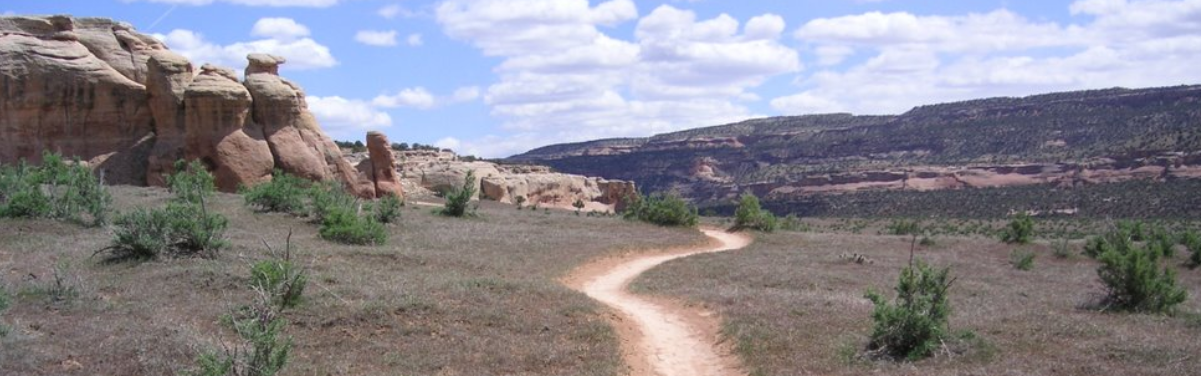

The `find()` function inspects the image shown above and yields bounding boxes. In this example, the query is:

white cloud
[132,0,338,7]
[378,4,403,19]
[372,87,437,109]
[452,86,481,102]
[436,1,799,157]
[773,0,1201,116]
[434,137,461,150]
[307,96,393,140]
[250,17,310,40]
[355,30,398,47]
[406,33,424,46]
[154,27,336,70]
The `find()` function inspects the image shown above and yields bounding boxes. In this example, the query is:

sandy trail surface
[565,229,752,376]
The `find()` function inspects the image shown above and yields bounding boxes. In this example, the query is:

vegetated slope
[509,85,1201,218]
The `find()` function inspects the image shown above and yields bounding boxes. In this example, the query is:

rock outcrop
[376,149,633,211]
[0,16,158,185]
[358,132,404,199]
[0,15,384,197]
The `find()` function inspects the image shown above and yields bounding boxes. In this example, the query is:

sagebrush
[864,260,955,360]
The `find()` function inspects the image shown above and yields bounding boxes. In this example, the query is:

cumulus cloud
[773,0,1201,116]
[131,0,338,7]
[452,86,481,102]
[355,30,398,46]
[307,96,393,140]
[153,18,336,70]
[372,87,437,109]
[436,1,799,157]
[406,33,424,46]
[250,17,310,40]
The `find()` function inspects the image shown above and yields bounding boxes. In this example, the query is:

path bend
[565,228,752,376]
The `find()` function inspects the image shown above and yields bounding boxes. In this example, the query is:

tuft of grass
[1010,250,1036,271]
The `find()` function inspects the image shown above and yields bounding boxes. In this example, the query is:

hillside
[509,85,1201,218]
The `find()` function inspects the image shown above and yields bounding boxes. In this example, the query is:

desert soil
[565,229,752,376]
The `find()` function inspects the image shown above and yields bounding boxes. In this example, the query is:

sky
[6,0,1201,157]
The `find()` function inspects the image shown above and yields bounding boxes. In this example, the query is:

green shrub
[169,160,217,205]
[1117,220,1149,242]
[242,170,310,214]
[622,192,698,227]
[573,198,585,215]
[778,214,809,232]
[440,170,477,218]
[1010,250,1036,271]
[1084,230,1133,259]
[166,203,230,255]
[864,260,955,360]
[887,219,922,236]
[0,152,112,226]
[102,207,173,260]
[733,192,777,232]
[1184,231,1201,269]
[1052,238,1073,259]
[98,203,228,260]
[1097,241,1187,313]
[319,205,386,245]
[0,285,10,337]
[514,195,526,210]
[194,302,292,376]
[307,181,356,222]
[1147,227,1177,258]
[1000,213,1034,244]
[251,259,307,310]
[373,194,403,224]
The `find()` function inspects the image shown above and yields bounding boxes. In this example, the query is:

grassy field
[633,230,1201,376]
[0,186,707,376]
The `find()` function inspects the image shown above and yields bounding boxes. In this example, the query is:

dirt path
[565,229,752,376]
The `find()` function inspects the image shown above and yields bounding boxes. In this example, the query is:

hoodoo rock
[181,64,274,192]
[359,132,404,199]
[1,15,381,197]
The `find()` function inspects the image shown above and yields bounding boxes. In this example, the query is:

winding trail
[564,229,752,376]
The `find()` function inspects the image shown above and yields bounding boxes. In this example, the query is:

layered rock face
[0,16,161,184]
[0,15,387,197]
[511,85,1201,209]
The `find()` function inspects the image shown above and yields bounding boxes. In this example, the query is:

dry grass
[0,185,707,376]
[633,231,1201,376]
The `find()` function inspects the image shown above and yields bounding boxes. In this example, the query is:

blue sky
[6,1,1201,157]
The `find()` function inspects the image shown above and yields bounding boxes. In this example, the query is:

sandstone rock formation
[0,16,159,185]
[1,15,383,197]
[357,132,404,199]
[377,149,634,211]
